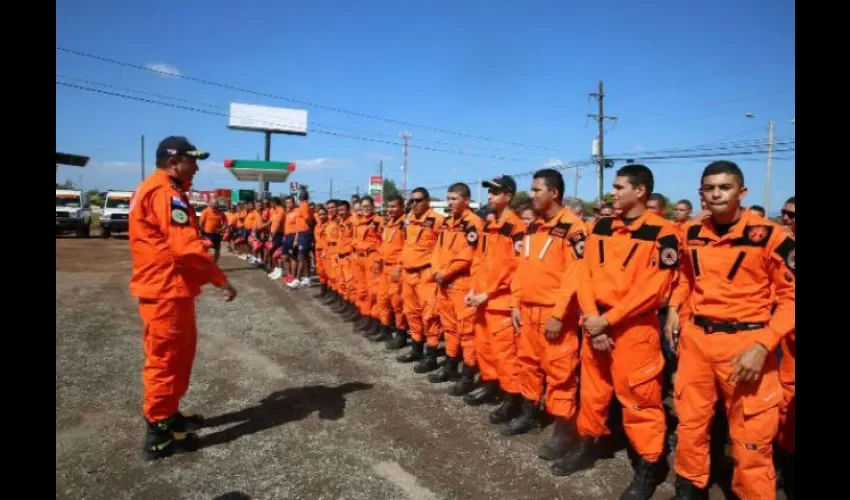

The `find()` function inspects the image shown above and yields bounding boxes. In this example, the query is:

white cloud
[629,144,646,153]
[292,157,353,172]
[543,158,564,168]
[145,63,181,78]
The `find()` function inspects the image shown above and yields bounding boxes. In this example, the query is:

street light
[745,113,776,215]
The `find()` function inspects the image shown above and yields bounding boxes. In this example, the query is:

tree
[57,178,76,190]
[510,190,530,210]
[382,179,401,205]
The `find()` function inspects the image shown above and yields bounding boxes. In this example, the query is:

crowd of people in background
[196,161,796,500]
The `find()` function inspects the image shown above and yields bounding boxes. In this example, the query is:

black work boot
[671,475,707,500]
[397,340,424,363]
[362,319,381,338]
[551,436,615,477]
[499,397,542,436]
[315,284,328,299]
[385,329,408,350]
[448,364,478,396]
[323,290,340,305]
[174,411,205,431]
[370,324,393,342]
[463,380,500,406]
[331,298,349,314]
[490,392,523,424]
[428,355,460,382]
[619,458,659,500]
[414,345,440,373]
[538,418,578,461]
[342,305,361,323]
[142,414,200,461]
[353,315,371,332]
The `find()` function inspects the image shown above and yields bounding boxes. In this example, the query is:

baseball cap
[482,175,517,194]
[156,136,210,161]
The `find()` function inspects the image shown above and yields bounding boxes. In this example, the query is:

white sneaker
[237,254,247,260]
[287,279,302,289]
[300,277,312,287]
[269,268,282,279]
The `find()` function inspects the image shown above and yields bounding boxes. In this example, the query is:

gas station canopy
[56,152,90,167]
[224,159,296,183]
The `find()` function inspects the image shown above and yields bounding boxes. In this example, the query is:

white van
[56,189,92,237]
[99,190,134,238]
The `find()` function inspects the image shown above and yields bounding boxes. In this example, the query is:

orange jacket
[402,208,444,270]
[237,209,247,228]
[471,209,525,311]
[431,208,484,285]
[511,207,588,315]
[578,211,680,327]
[129,169,226,299]
[244,210,258,231]
[293,200,314,233]
[670,209,795,352]
[379,214,406,265]
[324,219,340,256]
[284,208,298,235]
[354,214,384,254]
[315,220,327,251]
[199,207,226,234]
[269,206,285,234]
[337,214,356,255]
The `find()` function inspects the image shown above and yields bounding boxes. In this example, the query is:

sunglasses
[410,198,426,203]
[781,209,796,219]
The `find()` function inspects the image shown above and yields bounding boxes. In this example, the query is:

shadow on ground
[199,382,374,448]
[211,492,251,500]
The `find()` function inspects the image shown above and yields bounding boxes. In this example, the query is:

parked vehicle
[56,189,91,237]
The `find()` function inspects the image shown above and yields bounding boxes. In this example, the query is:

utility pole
[400,131,412,197]
[379,159,384,211]
[141,134,145,181]
[263,131,272,195]
[588,80,617,206]
[329,178,333,200]
[765,120,775,215]
[574,166,580,198]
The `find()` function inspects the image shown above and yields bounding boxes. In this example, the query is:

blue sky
[56,0,795,212]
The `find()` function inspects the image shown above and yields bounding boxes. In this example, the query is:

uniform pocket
[627,354,666,408]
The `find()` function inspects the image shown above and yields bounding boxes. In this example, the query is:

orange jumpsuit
[471,209,525,395]
[401,209,444,344]
[353,214,384,317]
[324,218,341,293]
[576,212,678,463]
[776,235,796,455]
[315,219,328,284]
[199,208,226,234]
[129,170,227,423]
[670,210,795,499]
[337,215,356,302]
[431,209,484,367]
[511,207,587,420]
[377,214,407,331]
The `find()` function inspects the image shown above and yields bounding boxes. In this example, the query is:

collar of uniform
[154,168,180,187]
[536,207,568,229]
[494,208,514,226]
[699,208,751,241]
[390,215,405,226]
[448,209,471,226]
[611,209,652,233]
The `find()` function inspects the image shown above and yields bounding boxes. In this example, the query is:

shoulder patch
[513,232,525,254]
[528,222,539,234]
[570,232,587,259]
[499,222,514,237]
[171,207,190,226]
[465,225,479,246]
[657,233,679,269]
[734,224,774,247]
[631,224,662,242]
[774,237,795,275]
[592,217,615,236]
[549,222,572,239]
[422,217,435,228]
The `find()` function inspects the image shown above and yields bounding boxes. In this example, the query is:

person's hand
[545,317,563,341]
[373,261,382,275]
[590,333,615,352]
[434,272,445,286]
[728,343,769,384]
[664,308,681,351]
[464,289,475,306]
[220,282,237,302]
[390,267,401,283]
[469,292,489,308]
[583,315,609,337]
[511,307,522,335]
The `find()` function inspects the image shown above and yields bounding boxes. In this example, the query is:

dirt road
[57,237,747,500]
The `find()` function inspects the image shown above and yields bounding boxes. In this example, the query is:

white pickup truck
[99,190,134,238]
[55,189,92,237]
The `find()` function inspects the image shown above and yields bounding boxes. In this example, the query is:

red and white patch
[786,248,795,271]
[660,247,678,266]
[467,231,479,243]
[748,226,768,243]
[514,240,523,253]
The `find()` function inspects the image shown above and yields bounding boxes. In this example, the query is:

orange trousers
[378,264,407,330]
[674,321,781,499]
[355,253,380,316]
[777,332,795,454]
[474,309,522,394]
[138,298,198,423]
[339,256,355,301]
[316,249,327,284]
[325,252,338,291]
[437,282,476,366]
[401,267,440,343]
[515,304,580,420]
[577,312,666,463]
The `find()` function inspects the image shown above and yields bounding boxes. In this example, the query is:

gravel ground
[57,237,763,500]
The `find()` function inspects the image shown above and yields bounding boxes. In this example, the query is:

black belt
[328,242,337,247]
[692,315,765,334]
[596,303,611,314]
[356,249,377,257]
[338,252,351,258]
[405,264,431,273]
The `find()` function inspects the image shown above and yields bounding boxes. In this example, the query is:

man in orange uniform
[223,205,239,253]
[331,201,359,321]
[313,205,329,295]
[397,188,444,369]
[243,200,260,264]
[775,195,795,496]
[427,183,483,396]
[373,195,408,347]
[463,175,525,409]
[266,198,286,280]
[287,188,315,289]
[556,165,678,499]
[282,196,299,283]
[500,169,587,462]
[129,136,237,461]
[352,196,384,335]
[319,201,341,304]
[199,203,226,263]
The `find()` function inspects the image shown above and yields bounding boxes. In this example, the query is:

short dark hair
[615,164,654,196]
[361,196,374,206]
[387,194,404,206]
[338,200,350,210]
[317,205,328,214]
[284,196,295,204]
[701,160,744,186]
[785,196,795,205]
[648,193,667,209]
[750,204,765,213]
[447,182,471,199]
[532,168,565,200]
[675,199,693,210]
[326,199,338,207]
[271,197,282,205]
[351,194,361,201]
[411,187,430,199]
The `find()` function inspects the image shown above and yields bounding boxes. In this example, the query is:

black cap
[482,175,517,194]
[156,136,209,161]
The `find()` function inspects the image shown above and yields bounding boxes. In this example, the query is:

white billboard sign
[228,103,308,135]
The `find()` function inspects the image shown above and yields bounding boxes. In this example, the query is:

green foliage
[509,190,530,210]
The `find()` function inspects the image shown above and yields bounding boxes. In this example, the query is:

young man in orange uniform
[554,164,679,500]
[266,198,287,280]
[352,196,384,335]
[500,169,588,465]
[463,175,525,410]
[396,188,444,369]
[331,201,359,321]
[199,203,227,263]
[319,201,341,304]
[282,196,299,283]
[373,195,408,347]
[313,205,330,295]
[287,188,315,289]
[427,183,484,396]
[665,161,794,500]
[129,136,237,460]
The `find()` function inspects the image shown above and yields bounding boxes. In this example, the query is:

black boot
[363,319,382,338]
[551,436,615,477]
[538,418,578,461]
[489,392,523,424]
[142,414,200,461]
[385,329,408,350]
[499,397,542,436]
[397,340,424,363]
[370,324,393,342]
[463,380,500,406]
[414,345,440,373]
[447,364,477,396]
[670,475,707,500]
[174,411,205,431]
[777,449,796,499]
[353,315,370,332]
[331,298,349,314]
[619,458,659,500]
[315,284,328,299]
[342,305,361,323]
[428,355,459,382]
[323,290,340,305]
